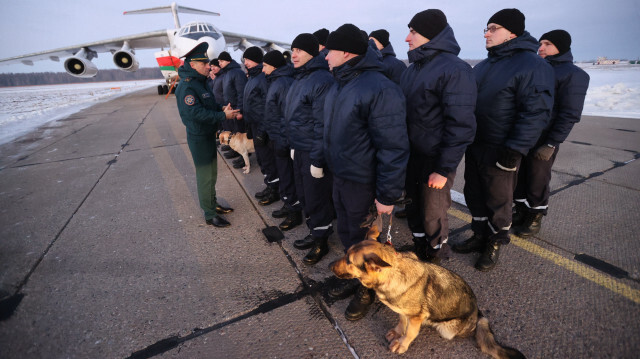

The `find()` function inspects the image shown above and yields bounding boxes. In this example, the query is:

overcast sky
[1,0,639,74]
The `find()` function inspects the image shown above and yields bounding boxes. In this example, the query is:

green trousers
[187,133,218,220]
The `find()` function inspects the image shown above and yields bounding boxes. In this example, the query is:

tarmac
[0,87,638,359]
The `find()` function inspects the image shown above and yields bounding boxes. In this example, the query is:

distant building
[595,57,620,65]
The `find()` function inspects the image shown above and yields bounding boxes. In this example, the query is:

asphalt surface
[0,87,638,359]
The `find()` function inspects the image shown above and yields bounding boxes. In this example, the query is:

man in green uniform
[176,42,239,227]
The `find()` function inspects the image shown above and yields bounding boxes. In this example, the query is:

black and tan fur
[218,131,255,174]
[330,240,524,358]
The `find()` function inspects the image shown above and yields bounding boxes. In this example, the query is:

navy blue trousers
[405,154,455,258]
[274,143,301,210]
[332,176,375,252]
[514,145,559,215]
[292,149,334,238]
[251,123,278,187]
[464,144,520,245]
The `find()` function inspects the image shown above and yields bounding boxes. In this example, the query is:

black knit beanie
[263,50,287,68]
[313,28,330,46]
[369,29,390,47]
[539,29,572,55]
[408,9,447,40]
[488,8,525,36]
[326,24,368,55]
[209,59,219,67]
[218,51,232,62]
[243,46,263,63]
[292,33,319,57]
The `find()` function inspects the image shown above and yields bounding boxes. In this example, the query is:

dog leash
[384,214,393,246]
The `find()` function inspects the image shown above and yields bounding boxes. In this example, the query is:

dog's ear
[363,253,391,272]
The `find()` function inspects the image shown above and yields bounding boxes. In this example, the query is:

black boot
[512,202,528,227]
[279,210,302,231]
[255,187,270,199]
[303,236,328,265]
[232,157,245,168]
[515,213,543,238]
[272,204,290,219]
[452,233,486,253]
[475,242,501,271]
[345,285,375,321]
[259,187,280,206]
[328,278,359,299]
[293,233,314,250]
[220,144,232,152]
[224,150,240,159]
[412,236,428,261]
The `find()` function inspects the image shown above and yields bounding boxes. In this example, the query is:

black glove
[534,144,556,161]
[496,147,521,171]
[254,132,268,147]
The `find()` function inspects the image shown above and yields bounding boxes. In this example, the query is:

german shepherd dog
[218,131,255,174]
[330,240,524,358]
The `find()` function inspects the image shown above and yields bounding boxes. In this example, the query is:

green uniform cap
[183,42,210,62]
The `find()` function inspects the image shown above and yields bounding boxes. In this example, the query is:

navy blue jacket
[284,54,335,167]
[264,64,294,147]
[380,43,407,85]
[324,48,409,205]
[220,60,247,110]
[242,65,268,129]
[539,51,590,147]
[400,25,477,177]
[473,31,555,155]
[175,63,225,136]
[206,74,224,105]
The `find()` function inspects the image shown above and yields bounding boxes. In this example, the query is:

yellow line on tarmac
[447,208,640,304]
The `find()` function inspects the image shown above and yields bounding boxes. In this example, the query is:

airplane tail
[124,2,220,28]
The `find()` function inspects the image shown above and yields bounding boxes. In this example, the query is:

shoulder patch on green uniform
[185,95,196,106]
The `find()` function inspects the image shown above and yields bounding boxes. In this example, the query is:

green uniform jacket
[175,64,226,136]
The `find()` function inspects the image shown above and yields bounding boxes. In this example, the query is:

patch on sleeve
[184,95,196,106]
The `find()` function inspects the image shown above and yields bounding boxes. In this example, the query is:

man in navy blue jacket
[241,47,281,204]
[401,10,477,264]
[452,9,555,271]
[206,59,223,105]
[284,33,335,265]
[262,50,303,232]
[324,24,409,321]
[513,30,589,237]
[369,29,407,84]
[313,28,330,57]
[218,51,248,160]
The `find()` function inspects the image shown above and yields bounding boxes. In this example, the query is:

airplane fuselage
[156,21,226,83]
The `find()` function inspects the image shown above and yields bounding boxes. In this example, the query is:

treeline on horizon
[0,68,164,87]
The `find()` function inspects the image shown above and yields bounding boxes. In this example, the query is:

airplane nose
[198,37,217,60]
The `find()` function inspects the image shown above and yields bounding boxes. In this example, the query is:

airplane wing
[221,31,291,52]
[0,30,170,66]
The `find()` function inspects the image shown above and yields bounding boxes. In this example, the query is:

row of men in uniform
[174,8,589,321]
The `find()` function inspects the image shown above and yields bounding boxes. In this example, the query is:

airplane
[0,2,291,95]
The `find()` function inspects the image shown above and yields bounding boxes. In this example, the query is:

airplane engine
[113,42,139,72]
[64,48,98,78]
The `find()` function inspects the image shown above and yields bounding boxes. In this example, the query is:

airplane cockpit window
[178,22,221,40]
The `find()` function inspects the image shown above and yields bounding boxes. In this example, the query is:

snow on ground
[578,63,640,119]
[0,64,639,146]
[0,80,162,145]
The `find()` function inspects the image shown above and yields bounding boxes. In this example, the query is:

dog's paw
[385,329,402,343]
[242,167,250,174]
[388,338,409,354]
